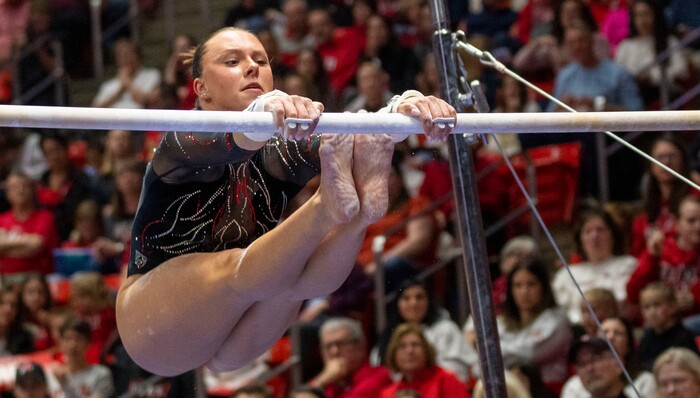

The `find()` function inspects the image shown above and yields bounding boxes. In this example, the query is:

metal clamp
[284,117,315,130]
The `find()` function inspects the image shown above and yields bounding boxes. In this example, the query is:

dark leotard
[127,131,321,276]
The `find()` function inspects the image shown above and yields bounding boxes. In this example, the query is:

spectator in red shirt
[628,194,700,319]
[631,135,692,257]
[0,171,58,279]
[269,0,313,69]
[380,323,470,398]
[310,317,392,398]
[308,7,366,97]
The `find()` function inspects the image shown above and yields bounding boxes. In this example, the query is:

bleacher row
[1,0,700,397]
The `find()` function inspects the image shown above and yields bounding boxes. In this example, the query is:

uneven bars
[0,105,699,134]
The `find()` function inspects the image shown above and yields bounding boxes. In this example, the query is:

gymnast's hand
[264,95,324,141]
[396,95,457,142]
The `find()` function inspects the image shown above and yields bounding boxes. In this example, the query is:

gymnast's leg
[207,133,395,371]
[116,133,394,376]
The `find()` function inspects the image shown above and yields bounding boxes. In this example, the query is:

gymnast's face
[195,30,273,111]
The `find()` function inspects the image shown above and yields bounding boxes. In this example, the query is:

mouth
[242,83,263,92]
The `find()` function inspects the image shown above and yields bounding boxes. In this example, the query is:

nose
[245,58,259,77]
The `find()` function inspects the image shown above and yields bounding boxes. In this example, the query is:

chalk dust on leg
[353,134,394,223]
[319,134,360,223]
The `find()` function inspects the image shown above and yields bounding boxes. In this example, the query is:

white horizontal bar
[0,105,699,134]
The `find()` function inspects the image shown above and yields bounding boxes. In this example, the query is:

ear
[194,78,207,99]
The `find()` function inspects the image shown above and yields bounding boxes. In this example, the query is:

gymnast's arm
[150,90,291,184]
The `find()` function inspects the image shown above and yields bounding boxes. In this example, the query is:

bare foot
[353,134,394,223]
[319,134,360,223]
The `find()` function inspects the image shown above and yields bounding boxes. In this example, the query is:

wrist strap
[243,90,290,141]
[387,90,425,142]
[388,90,425,113]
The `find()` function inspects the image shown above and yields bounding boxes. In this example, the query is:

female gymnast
[115,27,456,376]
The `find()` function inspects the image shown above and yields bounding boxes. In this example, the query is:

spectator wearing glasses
[566,335,631,397]
[310,317,391,398]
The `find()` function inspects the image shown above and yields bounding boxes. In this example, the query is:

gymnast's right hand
[264,95,324,141]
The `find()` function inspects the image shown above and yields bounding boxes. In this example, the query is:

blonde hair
[653,348,700,395]
[640,282,676,304]
[472,370,532,398]
[70,272,111,311]
[583,288,619,316]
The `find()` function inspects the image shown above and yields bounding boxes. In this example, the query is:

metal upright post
[427,1,506,397]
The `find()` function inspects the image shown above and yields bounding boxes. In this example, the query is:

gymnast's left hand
[397,96,457,142]
[264,95,324,140]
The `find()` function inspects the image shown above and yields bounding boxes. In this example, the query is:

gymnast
[115,27,456,376]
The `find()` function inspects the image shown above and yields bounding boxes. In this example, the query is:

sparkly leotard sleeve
[128,93,322,276]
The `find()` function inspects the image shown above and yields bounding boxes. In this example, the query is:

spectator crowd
[1,0,700,397]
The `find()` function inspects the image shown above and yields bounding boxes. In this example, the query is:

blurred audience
[309,317,391,398]
[561,316,656,397]
[69,272,117,365]
[16,0,67,106]
[615,0,689,108]
[628,194,700,319]
[356,153,440,291]
[515,0,556,45]
[362,14,419,94]
[471,369,531,398]
[1,1,700,396]
[552,208,637,323]
[0,287,34,357]
[37,132,94,241]
[293,48,334,109]
[653,347,700,398]
[223,0,271,33]
[49,316,114,398]
[548,20,642,112]
[309,7,365,97]
[162,34,197,110]
[17,274,54,351]
[92,39,161,109]
[296,262,373,381]
[269,0,313,69]
[502,259,572,390]
[513,0,607,96]
[380,323,469,398]
[0,0,29,102]
[631,134,693,256]
[636,282,699,371]
[100,160,145,273]
[564,336,630,398]
[344,60,394,113]
[373,279,472,382]
[574,288,619,339]
[465,259,572,392]
[13,361,50,398]
[96,129,139,201]
[491,235,538,314]
[0,171,58,279]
